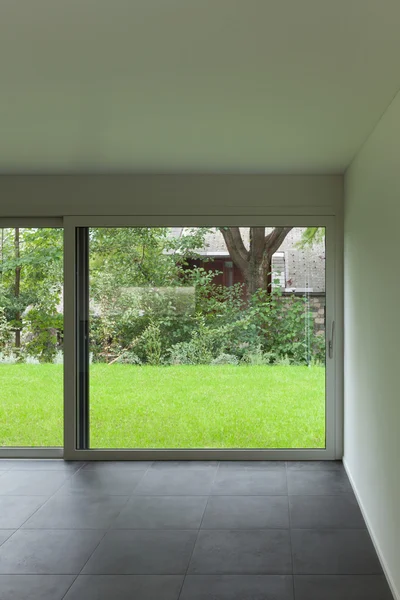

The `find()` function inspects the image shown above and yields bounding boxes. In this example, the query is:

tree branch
[264,227,293,255]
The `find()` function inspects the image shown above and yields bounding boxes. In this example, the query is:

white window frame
[0,214,342,460]
[62,214,342,461]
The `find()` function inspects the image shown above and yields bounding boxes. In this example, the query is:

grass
[0,364,325,449]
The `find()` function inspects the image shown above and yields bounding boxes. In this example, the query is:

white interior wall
[0,174,342,217]
[344,92,400,599]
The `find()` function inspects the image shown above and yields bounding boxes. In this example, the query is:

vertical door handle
[328,320,335,359]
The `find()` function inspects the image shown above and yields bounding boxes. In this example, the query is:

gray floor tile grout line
[59,461,154,600]
[0,462,88,546]
[176,461,221,600]
[0,530,15,549]
[0,572,374,577]
[286,462,297,598]
[0,460,389,595]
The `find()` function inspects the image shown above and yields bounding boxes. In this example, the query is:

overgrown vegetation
[0,227,325,366]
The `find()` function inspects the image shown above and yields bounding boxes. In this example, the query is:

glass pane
[0,227,64,447]
[88,226,326,449]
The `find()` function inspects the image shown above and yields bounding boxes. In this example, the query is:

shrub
[89,264,325,367]
[141,321,162,365]
[211,353,239,366]
[274,354,291,366]
[0,307,12,351]
[0,352,17,364]
[117,351,142,365]
[168,341,197,365]
[22,306,62,363]
[241,345,276,365]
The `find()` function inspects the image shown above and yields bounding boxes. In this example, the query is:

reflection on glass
[89,227,326,449]
[0,228,64,447]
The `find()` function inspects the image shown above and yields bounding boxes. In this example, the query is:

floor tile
[0,471,70,496]
[287,470,352,495]
[286,461,344,471]
[202,496,289,529]
[0,530,15,546]
[211,470,287,495]
[64,574,183,600]
[0,496,48,528]
[134,469,216,496]
[289,495,365,529]
[291,529,383,574]
[5,460,84,472]
[22,495,129,529]
[81,461,152,471]
[0,529,105,574]
[57,469,145,496]
[180,575,294,599]
[151,461,218,471]
[188,529,292,574]
[218,461,286,471]
[0,462,15,471]
[294,575,394,599]
[83,529,197,574]
[0,575,76,600]
[113,496,208,529]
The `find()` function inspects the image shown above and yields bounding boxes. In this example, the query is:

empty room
[0,1,399,599]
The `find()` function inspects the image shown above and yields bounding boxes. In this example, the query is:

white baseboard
[343,458,399,600]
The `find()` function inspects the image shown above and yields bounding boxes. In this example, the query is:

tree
[219,227,293,296]
[14,228,21,349]
[0,227,63,356]
[296,227,324,248]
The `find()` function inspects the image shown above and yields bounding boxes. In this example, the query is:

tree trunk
[220,226,292,298]
[14,227,21,349]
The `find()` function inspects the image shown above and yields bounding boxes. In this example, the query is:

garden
[0,226,326,448]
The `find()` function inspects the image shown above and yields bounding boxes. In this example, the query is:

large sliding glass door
[66,218,336,459]
[0,224,64,452]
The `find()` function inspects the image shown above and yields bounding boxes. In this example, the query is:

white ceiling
[1,0,400,173]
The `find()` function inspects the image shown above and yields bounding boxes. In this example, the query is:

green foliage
[23,305,63,363]
[0,226,325,367]
[0,306,12,351]
[211,353,239,366]
[0,227,63,360]
[240,345,276,365]
[297,227,325,248]
[141,321,162,365]
[168,316,214,365]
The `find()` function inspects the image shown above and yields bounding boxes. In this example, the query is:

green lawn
[0,364,325,448]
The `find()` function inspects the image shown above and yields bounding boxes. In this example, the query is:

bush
[168,317,214,365]
[141,321,162,365]
[211,353,239,366]
[89,264,325,367]
[168,341,197,365]
[241,346,276,365]
[117,351,142,365]
[0,352,17,364]
[22,306,62,363]
[0,307,12,351]
[274,354,291,366]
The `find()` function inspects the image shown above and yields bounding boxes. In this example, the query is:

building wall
[198,227,326,292]
[344,91,400,599]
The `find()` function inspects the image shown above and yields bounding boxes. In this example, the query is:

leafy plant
[211,353,239,366]
[141,321,162,365]
[0,306,12,351]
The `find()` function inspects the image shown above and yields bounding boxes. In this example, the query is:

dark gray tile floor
[0,460,394,600]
